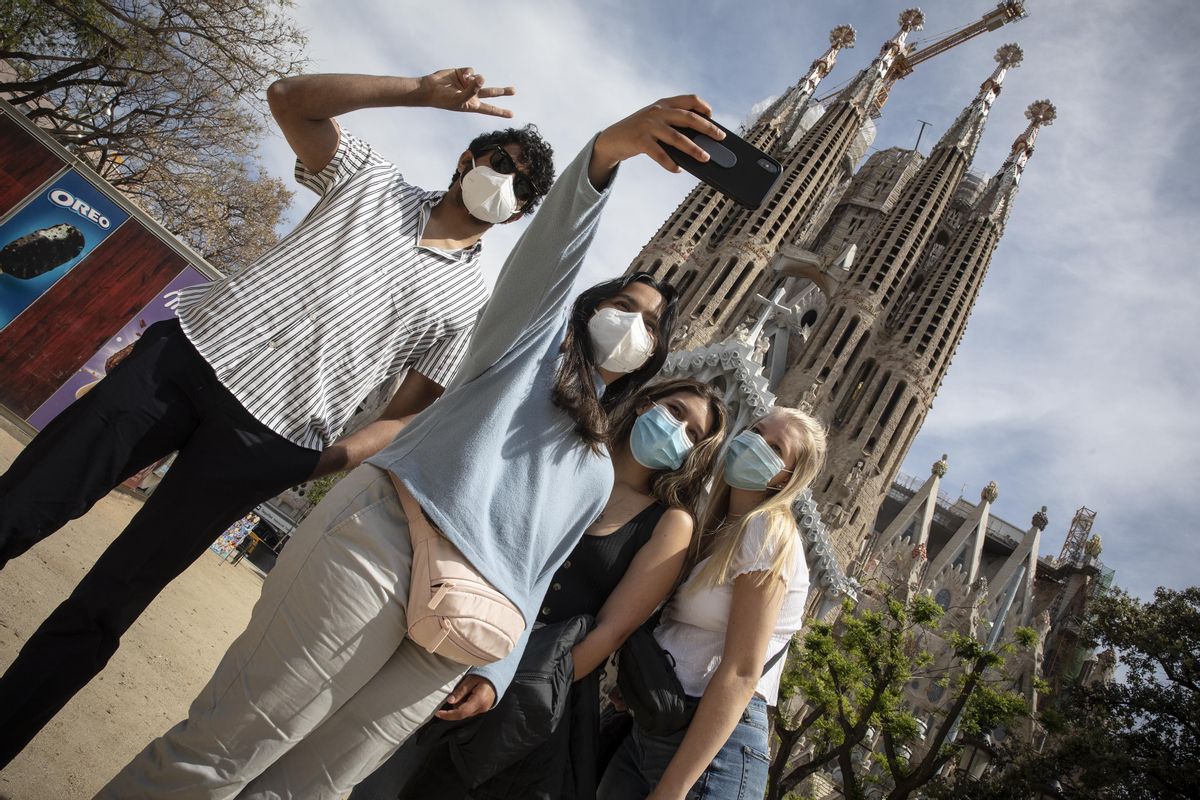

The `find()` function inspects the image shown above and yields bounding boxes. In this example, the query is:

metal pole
[914,119,933,152]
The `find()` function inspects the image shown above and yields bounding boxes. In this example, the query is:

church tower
[770,45,1028,560]
[627,11,927,350]
[811,98,1054,563]
[894,99,1057,395]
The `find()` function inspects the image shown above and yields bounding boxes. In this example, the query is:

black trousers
[0,319,320,766]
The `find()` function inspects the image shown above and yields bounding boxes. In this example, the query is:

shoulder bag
[617,619,790,736]
[392,475,526,666]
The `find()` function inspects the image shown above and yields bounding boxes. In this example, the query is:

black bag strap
[760,640,790,677]
[627,618,788,679]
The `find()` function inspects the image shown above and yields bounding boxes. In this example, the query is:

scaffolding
[1058,506,1097,564]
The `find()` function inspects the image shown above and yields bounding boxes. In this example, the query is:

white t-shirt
[654,515,810,704]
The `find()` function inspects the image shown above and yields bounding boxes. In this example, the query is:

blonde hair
[608,378,730,521]
[688,408,827,590]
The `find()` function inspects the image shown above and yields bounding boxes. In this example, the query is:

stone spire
[754,24,858,152]
[839,9,926,114]
[835,46,1020,311]
[896,99,1055,393]
[932,43,1023,162]
[977,99,1057,226]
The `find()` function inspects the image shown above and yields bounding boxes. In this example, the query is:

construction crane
[818,1,1030,117]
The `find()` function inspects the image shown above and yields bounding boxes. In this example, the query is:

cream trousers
[95,464,465,800]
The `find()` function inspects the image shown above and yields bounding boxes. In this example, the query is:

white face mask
[588,307,655,374]
[460,156,519,224]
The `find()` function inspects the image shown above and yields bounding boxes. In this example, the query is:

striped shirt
[173,129,489,451]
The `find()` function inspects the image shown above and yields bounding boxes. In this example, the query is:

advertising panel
[0,169,131,332]
[0,99,220,430]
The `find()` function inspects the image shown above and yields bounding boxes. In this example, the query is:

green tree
[301,471,344,507]
[0,0,307,272]
[938,586,1200,800]
[767,585,1035,800]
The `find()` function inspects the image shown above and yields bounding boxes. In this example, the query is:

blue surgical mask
[630,404,694,471]
[724,430,788,491]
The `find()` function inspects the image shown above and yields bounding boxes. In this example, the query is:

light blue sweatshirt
[367,137,617,696]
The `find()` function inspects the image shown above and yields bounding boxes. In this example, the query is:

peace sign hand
[420,67,516,118]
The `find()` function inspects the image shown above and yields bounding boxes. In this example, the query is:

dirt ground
[0,424,265,800]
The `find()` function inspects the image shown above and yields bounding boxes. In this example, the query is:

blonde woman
[599,408,827,800]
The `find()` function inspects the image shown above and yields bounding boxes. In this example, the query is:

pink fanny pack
[391,475,525,666]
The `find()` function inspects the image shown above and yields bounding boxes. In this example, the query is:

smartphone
[663,117,783,209]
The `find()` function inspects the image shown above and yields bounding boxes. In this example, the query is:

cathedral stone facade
[624,12,1054,571]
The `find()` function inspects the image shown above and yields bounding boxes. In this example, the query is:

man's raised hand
[420,67,515,118]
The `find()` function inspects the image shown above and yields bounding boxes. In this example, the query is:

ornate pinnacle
[975,43,1022,102]
[773,22,857,136]
[994,43,1024,69]
[880,8,924,55]
[829,24,857,50]
[898,8,926,32]
[803,24,855,88]
[976,98,1056,225]
[981,481,1000,503]
[1032,505,1049,531]
[1005,100,1057,162]
[931,454,949,477]
[1025,99,1058,127]
[842,8,920,114]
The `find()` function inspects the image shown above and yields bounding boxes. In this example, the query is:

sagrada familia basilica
[620,2,1116,787]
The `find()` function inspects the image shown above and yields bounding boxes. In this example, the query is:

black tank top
[536,501,669,625]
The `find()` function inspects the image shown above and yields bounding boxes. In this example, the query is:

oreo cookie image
[0,223,87,280]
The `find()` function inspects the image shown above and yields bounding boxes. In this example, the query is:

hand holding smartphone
[662,117,783,209]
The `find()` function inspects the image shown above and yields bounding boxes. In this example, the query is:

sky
[259,0,1200,601]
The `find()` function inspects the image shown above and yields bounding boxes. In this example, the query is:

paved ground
[0,424,264,800]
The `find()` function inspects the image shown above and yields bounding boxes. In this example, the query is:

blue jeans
[598,695,771,800]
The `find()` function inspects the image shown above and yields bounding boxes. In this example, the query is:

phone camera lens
[757,158,780,174]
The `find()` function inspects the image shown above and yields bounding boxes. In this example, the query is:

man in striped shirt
[0,67,556,766]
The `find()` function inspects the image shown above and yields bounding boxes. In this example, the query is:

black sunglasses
[477,145,541,205]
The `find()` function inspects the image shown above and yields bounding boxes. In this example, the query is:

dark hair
[552,272,679,453]
[450,124,556,212]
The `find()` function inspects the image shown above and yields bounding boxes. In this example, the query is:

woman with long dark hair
[599,408,828,800]
[97,96,725,800]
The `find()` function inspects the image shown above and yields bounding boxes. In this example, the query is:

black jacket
[399,615,599,800]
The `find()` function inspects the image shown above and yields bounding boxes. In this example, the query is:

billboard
[0,100,220,431]
[0,170,131,330]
